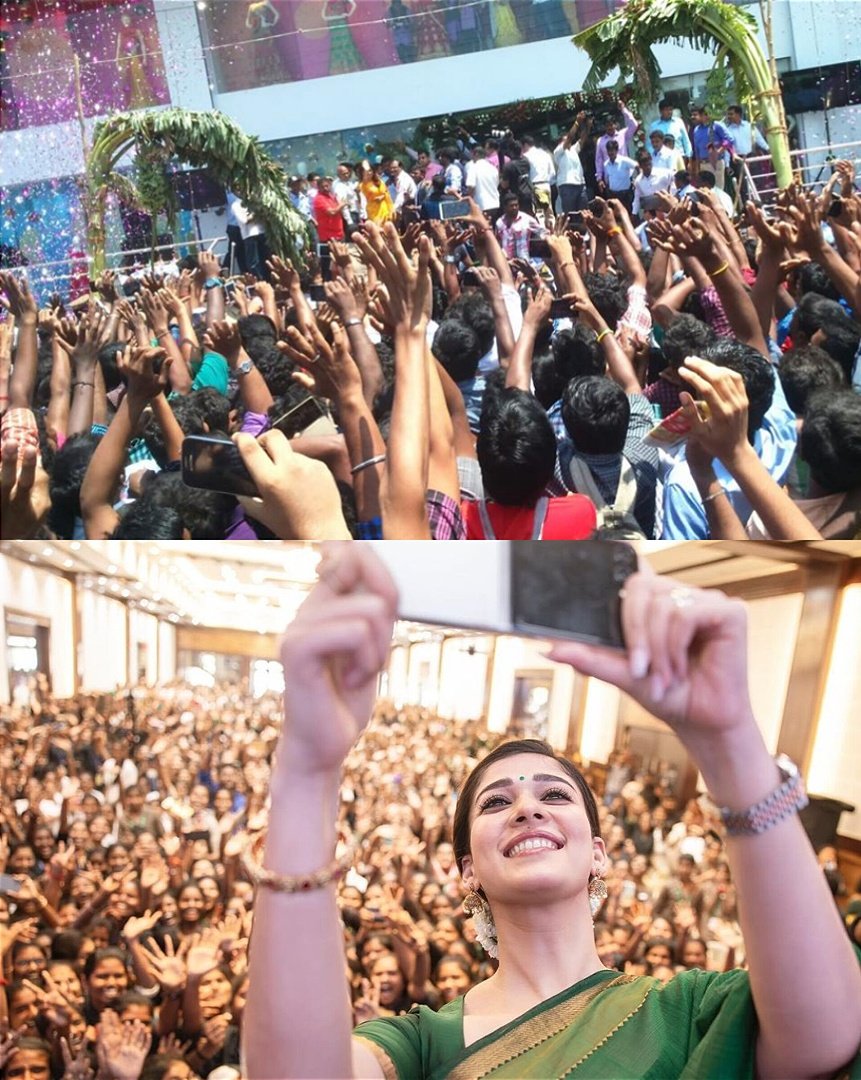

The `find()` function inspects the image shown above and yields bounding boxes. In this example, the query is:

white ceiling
[2,540,859,635]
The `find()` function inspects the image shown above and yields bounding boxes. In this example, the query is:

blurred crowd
[2,675,857,1078]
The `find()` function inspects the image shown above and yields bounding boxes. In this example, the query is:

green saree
[355,967,759,1079]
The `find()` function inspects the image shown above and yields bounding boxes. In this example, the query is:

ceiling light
[70,542,81,551]
[97,576,107,586]
[63,559,74,568]
[107,564,118,573]
[42,546,54,557]
[121,589,130,598]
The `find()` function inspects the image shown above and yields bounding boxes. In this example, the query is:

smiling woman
[244,544,861,1080]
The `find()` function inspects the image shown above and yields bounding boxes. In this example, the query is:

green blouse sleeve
[191,350,229,395]
[354,1011,422,1080]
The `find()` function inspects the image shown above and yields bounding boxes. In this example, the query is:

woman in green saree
[244,545,861,1079]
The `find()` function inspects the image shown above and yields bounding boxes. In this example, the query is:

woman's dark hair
[237,313,278,361]
[83,947,128,981]
[452,739,601,877]
[798,261,840,301]
[51,930,84,961]
[477,388,557,506]
[433,952,473,981]
[113,502,184,539]
[140,472,234,539]
[140,1054,186,1080]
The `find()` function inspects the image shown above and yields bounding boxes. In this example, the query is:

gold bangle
[558,261,575,270]
[595,328,612,343]
[710,261,730,277]
[606,226,623,238]
[242,832,355,894]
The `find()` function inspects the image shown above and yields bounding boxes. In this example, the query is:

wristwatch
[717,754,808,837]
[444,255,457,264]
[236,358,254,376]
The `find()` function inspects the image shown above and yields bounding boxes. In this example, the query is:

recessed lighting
[107,564,118,574]
[29,555,37,562]
[63,559,74,569]
[70,542,81,551]
[121,589,130,598]
[97,576,107,586]
[42,546,54,557]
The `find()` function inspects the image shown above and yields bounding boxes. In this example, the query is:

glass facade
[0,0,170,133]
[198,0,620,95]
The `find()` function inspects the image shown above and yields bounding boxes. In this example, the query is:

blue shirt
[661,373,797,538]
[692,120,734,162]
[649,116,692,158]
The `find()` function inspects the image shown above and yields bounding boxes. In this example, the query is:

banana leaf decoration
[85,108,310,273]
[573,0,792,188]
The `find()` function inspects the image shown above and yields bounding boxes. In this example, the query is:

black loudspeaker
[799,795,855,851]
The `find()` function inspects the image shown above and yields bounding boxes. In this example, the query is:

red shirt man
[312,177,346,243]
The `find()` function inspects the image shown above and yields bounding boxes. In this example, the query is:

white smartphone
[368,541,637,649]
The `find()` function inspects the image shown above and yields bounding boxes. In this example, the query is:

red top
[313,191,346,242]
[462,496,597,540]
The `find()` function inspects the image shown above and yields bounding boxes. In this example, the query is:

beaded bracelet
[242,832,355,893]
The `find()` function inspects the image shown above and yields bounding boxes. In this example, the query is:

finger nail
[650,674,665,702]
[629,647,649,680]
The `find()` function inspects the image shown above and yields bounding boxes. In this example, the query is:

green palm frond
[572,0,791,187]
[87,108,309,271]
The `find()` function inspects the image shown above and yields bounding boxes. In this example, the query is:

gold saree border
[447,974,643,1080]
[354,1035,400,1080]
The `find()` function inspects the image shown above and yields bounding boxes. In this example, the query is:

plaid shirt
[617,284,652,341]
[643,376,683,417]
[545,393,659,538]
[698,286,734,338]
[427,489,466,540]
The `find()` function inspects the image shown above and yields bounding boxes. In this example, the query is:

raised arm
[547,563,860,1080]
[1,273,39,409]
[244,546,398,1080]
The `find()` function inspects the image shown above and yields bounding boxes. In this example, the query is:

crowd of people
[1,99,860,540]
[1,667,856,1079]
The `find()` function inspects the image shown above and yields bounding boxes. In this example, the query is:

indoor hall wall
[159,622,176,683]
[808,582,861,841]
[437,637,492,721]
[128,609,160,685]
[0,555,75,701]
[485,637,575,751]
[80,591,127,692]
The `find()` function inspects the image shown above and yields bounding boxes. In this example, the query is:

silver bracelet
[343,318,363,328]
[719,755,808,837]
[350,453,386,475]
[702,486,727,503]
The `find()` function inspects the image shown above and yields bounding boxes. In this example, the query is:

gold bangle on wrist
[595,328,611,343]
[242,832,355,893]
[710,261,730,277]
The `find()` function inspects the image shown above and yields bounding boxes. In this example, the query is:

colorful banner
[1,0,169,131]
[202,0,621,95]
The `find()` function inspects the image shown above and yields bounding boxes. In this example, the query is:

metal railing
[2,235,227,295]
[743,140,861,199]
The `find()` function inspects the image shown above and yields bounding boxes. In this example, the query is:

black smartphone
[181,434,260,498]
[827,198,842,218]
[461,268,481,287]
[183,830,211,844]
[369,541,638,650]
[439,198,471,221]
[271,395,328,439]
[550,297,574,319]
[317,243,330,259]
[307,283,327,302]
[528,237,552,260]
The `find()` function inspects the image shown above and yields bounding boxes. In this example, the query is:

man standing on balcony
[725,104,770,203]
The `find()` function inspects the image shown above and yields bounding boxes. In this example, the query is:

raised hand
[197,250,222,283]
[96,1010,150,1080]
[0,436,50,540]
[185,927,222,978]
[157,1033,191,1057]
[281,321,362,404]
[233,428,350,541]
[353,222,431,331]
[96,271,119,304]
[276,546,398,777]
[60,1035,95,1080]
[117,343,171,405]
[0,272,38,321]
[114,298,149,347]
[203,319,243,368]
[122,909,160,942]
[141,935,186,993]
[678,355,749,467]
[353,977,382,1024]
[23,972,72,1028]
[266,255,299,291]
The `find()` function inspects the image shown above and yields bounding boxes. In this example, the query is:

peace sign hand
[353,977,382,1024]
